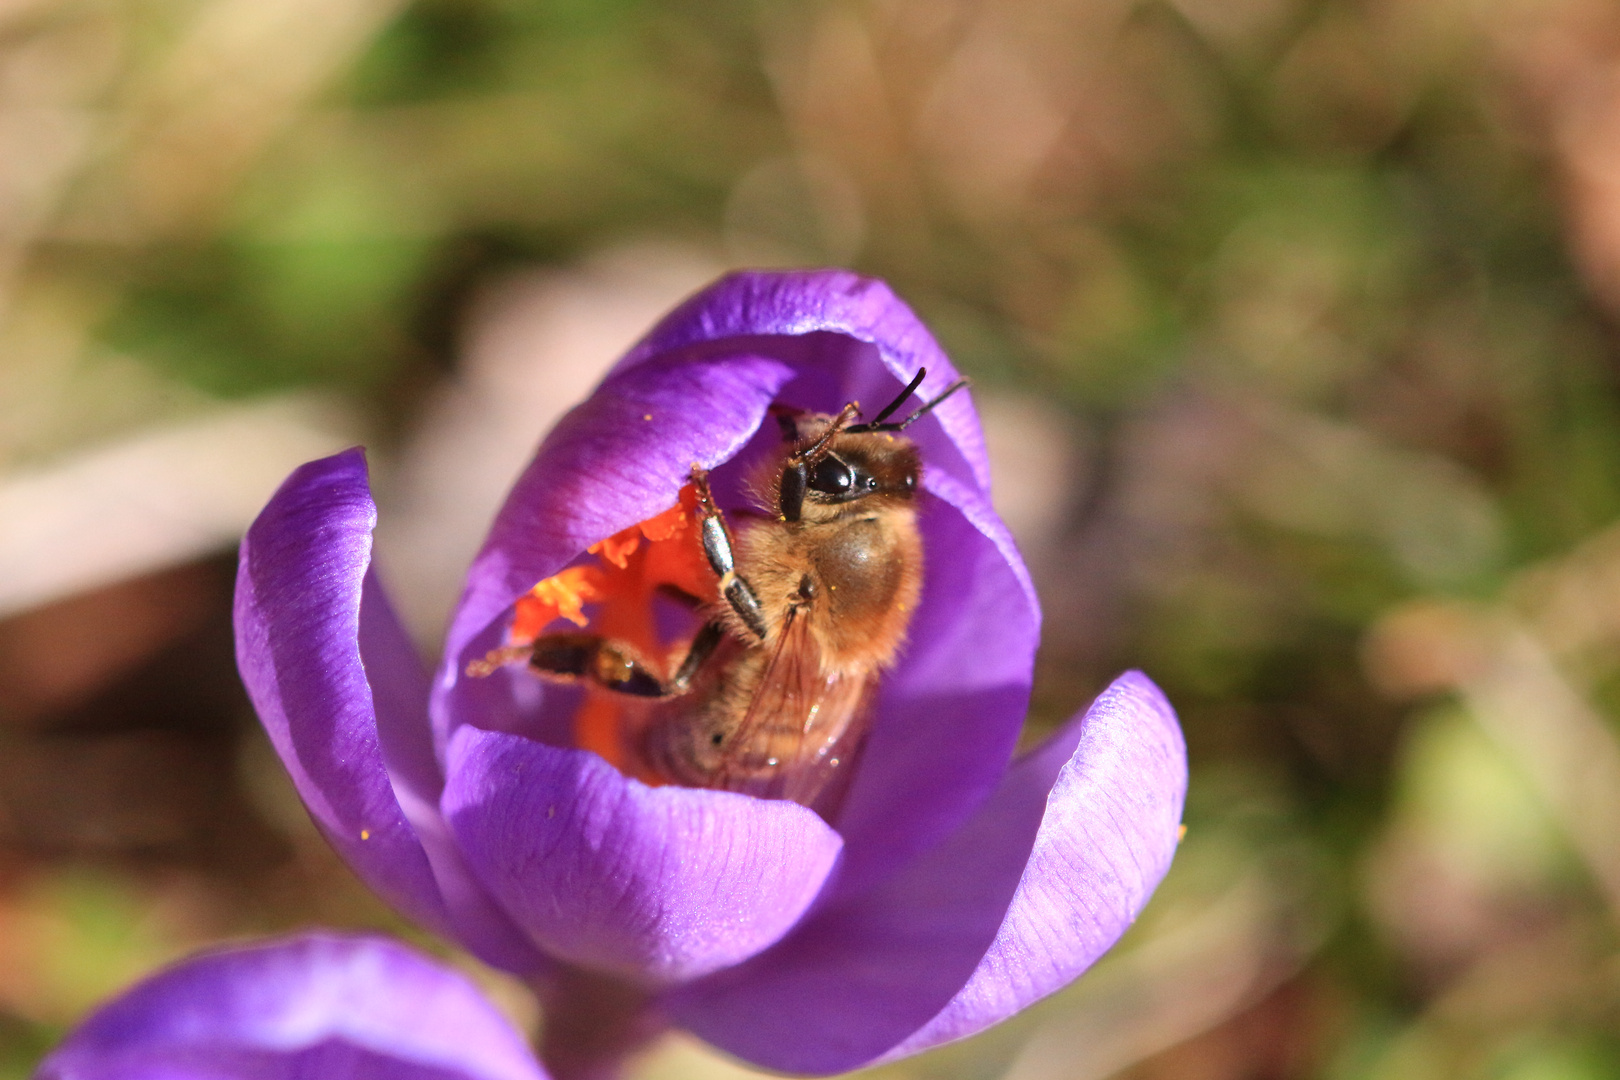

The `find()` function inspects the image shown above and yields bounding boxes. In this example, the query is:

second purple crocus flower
[36,933,549,1080]
[234,269,1188,1076]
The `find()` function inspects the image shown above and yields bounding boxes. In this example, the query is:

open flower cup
[234,270,1188,1076]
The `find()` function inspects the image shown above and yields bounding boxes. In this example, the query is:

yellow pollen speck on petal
[643,414,652,421]
[1177,824,1188,842]
[360,829,370,840]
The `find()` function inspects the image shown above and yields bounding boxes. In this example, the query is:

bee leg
[668,621,724,693]
[529,633,668,698]
[688,467,769,640]
[530,623,724,698]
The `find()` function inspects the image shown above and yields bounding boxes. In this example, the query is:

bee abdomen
[639,705,801,790]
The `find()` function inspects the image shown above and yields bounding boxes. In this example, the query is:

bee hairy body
[729,434,923,672]
[641,431,924,803]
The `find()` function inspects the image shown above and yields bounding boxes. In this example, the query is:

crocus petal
[236,449,540,974]
[831,467,1038,897]
[441,725,844,985]
[434,271,1038,896]
[616,269,991,495]
[668,672,1187,1074]
[35,933,547,1080]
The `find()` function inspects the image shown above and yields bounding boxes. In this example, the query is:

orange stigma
[486,485,715,772]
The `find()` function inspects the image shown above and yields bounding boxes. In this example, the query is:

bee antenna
[850,375,969,434]
[864,368,928,429]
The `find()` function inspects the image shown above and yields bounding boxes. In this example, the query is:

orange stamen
[589,528,641,570]
[638,493,695,543]
[510,565,603,641]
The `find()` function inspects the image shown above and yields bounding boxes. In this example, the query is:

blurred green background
[3,0,1620,1077]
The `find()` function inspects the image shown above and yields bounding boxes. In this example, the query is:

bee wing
[716,603,876,809]
[778,671,873,813]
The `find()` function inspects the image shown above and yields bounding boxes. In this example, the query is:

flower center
[496,486,716,775]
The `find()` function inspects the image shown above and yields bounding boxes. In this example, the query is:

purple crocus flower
[35,933,548,1080]
[233,270,1188,1077]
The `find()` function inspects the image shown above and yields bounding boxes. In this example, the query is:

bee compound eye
[808,457,855,495]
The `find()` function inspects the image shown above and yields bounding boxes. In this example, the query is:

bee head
[772,369,959,522]
[799,436,920,506]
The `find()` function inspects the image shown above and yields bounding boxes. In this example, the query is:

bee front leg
[669,621,724,692]
[689,467,769,640]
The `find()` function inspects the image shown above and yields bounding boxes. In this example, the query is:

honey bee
[521,369,967,811]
